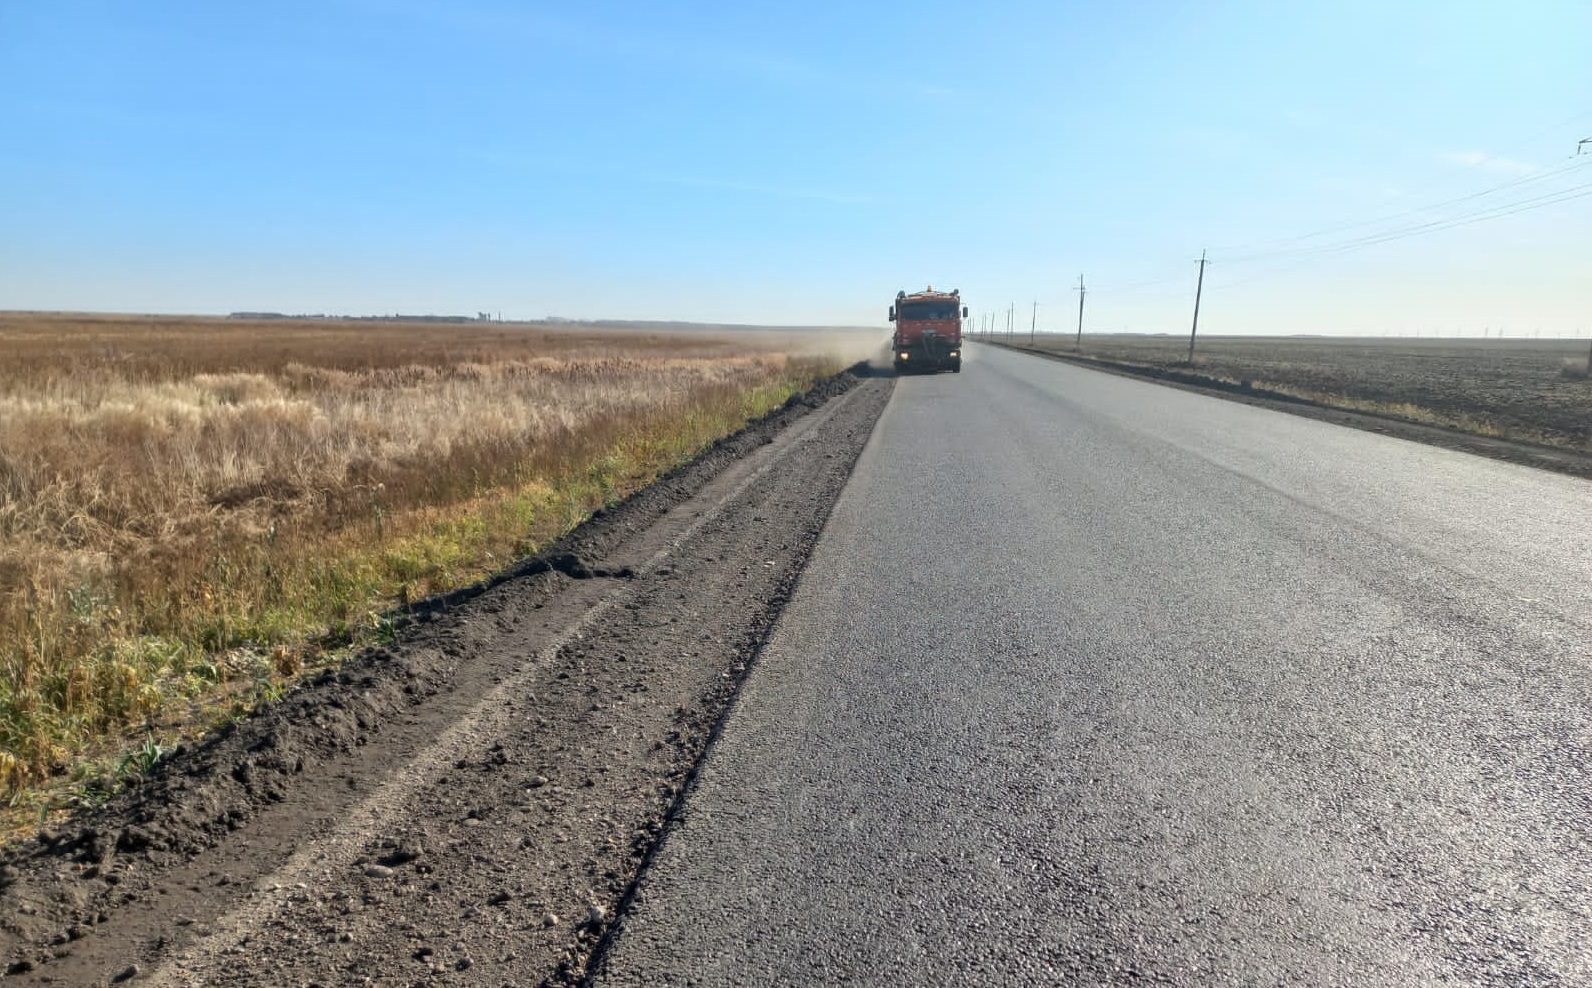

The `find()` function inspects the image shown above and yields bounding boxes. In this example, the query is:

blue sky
[2,0,1589,334]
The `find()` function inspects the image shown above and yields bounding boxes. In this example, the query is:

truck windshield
[899,301,959,320]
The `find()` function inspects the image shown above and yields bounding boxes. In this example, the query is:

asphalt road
[594,343,1592,987]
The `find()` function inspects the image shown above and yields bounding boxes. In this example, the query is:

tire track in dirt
[0,368,893,987]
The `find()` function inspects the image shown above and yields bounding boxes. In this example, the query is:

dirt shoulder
[0,368,894,987]
[988,342,1592,480]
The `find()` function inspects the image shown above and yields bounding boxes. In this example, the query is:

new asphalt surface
[594,342,1592,986]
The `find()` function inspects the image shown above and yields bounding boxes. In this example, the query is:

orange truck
[889,286,967,374]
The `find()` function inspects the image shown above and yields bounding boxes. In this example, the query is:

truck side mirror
[888,306,896,322]
[962,306,969,317]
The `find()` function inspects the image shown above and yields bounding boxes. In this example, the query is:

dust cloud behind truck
[889,287,967,374]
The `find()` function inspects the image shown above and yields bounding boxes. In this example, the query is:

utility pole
[1074,274,1086,349]
[1187,249,1208,365]
[1030,300,1037,345]
[1007,303,1014,343]
[1571,130,1588,377]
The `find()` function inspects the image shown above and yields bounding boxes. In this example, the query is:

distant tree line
[228,312,494,323]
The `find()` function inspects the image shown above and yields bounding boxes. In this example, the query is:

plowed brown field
[1008,334,1592,450]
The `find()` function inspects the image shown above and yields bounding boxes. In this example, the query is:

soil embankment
[0,368,893,987]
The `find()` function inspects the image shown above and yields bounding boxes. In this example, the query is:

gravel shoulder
[0,367,893,988]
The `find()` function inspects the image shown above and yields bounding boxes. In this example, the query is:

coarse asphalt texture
[593,342,1592,986]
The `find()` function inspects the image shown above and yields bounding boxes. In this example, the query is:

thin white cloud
[1442,150,1539,175]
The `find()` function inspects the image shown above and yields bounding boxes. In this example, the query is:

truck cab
[890,287,967,374]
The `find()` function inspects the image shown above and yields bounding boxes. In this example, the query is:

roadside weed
[0,314,861,831]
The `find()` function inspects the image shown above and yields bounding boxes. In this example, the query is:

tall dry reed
[0,315,856,805]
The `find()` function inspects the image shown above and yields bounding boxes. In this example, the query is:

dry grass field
[1015,333,1592,450]
[0,313,861,810]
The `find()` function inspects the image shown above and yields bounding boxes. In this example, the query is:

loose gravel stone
[0,369,885,988]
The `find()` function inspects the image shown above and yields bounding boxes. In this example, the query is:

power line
[1219,156,1592,261]
[1113,178,1592,301]
[1215,106,1592,258]
[1070,121,1592,315]
[1254,180,1592,262]
[1199,181,1592,295]
[1089,272,1190,295]
[1507,107,1592,149]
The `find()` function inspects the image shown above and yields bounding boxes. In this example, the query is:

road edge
[982,340,1592,480]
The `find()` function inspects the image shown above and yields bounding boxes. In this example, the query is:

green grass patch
[0,355,840,838]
